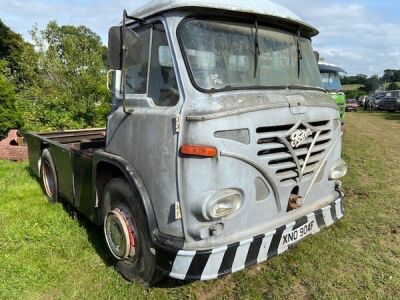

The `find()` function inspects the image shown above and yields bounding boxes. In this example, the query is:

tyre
[41,149,59,203]
[102,178,163,286]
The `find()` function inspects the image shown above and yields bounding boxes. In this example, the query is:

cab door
[106,20,184,238]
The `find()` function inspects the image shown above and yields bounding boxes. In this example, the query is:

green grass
[1,112,400,299]
[342,84,364,92]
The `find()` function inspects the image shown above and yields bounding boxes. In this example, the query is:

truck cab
[318,61,347,122]
[27,0,347,285]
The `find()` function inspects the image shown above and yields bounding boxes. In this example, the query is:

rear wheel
[102,178,163,286]
[41,149,58,203]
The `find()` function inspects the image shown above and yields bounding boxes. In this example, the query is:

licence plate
[281,220,315,247]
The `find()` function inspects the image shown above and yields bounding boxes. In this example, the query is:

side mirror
[107,26,143,70]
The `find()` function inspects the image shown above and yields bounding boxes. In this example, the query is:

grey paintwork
[106,10,341,249]
[27,4,342,253]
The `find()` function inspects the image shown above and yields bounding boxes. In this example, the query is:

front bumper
[156,194,344,281]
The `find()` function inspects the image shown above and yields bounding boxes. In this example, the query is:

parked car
[26,0,347,285]
[346,99,358,112]
[381,91,400,112]
[374,91,387,110]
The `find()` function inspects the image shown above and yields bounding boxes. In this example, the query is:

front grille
[256,120,332,184]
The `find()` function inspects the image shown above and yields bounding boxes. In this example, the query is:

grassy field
[1,112,400,299]
[342,84,364,92]
[343,82,400,92]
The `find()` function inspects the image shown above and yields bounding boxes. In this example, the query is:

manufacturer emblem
[290,129,313,148]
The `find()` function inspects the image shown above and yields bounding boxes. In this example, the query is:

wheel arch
[93,151,159,240]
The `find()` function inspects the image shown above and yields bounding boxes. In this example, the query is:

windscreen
[385,91,399,98]
[179,19,323,91]
[321,71,342,91]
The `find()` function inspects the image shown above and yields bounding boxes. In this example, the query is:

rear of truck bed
[27,128,106,221]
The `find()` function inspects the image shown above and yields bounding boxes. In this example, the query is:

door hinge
[175,201,182,220]
[175,114,181,133]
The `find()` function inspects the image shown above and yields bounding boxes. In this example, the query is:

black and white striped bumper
[156,196,344,281]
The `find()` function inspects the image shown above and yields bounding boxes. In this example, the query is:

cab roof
[318,62,347,74]
[129,0,319,36]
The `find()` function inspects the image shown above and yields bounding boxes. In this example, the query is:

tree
[0,19,37,89]
[341,74,368,85]
[0,60,19,139]
[387,82,400,91]
[382,69,400,83]
[17,21,110,132]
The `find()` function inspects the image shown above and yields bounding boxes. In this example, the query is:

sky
[0,0,399,76]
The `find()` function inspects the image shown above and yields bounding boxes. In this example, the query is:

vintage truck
[27,0,347,285]
[318,61,347,123]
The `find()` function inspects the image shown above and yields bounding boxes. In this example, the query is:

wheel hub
[42,161,55,197]
[104,208,137,260]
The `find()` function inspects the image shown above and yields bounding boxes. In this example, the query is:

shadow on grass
[153,278,192,288]
[24,164,114,266]
[25,164,38,179]
[71,207,115,268]
[70,205,191,288]
[24,164,190,288]
[383,112,400,121]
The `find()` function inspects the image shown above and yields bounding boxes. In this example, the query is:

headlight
[204,189,242,220]
[329,159,348,180]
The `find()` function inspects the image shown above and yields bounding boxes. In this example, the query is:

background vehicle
[381,90,400,112]
[345,99,358,112]
[357,95,368,107]
[27,0,347,285]
[364,94,375,110]
[318,62,347,123]
[374,91,387,110]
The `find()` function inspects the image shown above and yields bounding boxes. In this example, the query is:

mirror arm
[121,9,132,114]
[120,9,144,114]
[124,10,145,25]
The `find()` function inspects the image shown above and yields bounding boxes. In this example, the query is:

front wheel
[102,178,163,286]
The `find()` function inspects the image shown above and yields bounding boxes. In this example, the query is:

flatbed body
[28,129,105,222]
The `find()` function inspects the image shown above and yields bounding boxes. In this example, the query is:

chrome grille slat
[257,131,294,139]
[256,120,332,183]
[259,152,292,161]
[303,163,320,174]
[269,161,297,170]
[303,133,331,145]
[276,170,298,180]
[256,142,285,150]
[299,151,326,166]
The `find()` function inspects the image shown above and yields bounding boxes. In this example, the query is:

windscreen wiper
[296,27,303,78]
[253,19,261,78]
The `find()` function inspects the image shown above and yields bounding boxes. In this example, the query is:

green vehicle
[318,62,347,123]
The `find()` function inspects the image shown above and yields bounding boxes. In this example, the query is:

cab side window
[148,23,179,106]
[125,29,150,94]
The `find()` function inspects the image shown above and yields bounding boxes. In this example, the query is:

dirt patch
[0,129,28,161]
